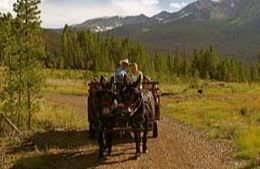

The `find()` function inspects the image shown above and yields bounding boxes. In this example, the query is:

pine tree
[0,13,4,65]
[257,51,260,81]
[191,49,199,76]
[173,51,181,76]
[250,62,257,82]
[238,61,246,82]
[14,0,45,129]
[0,13,19,123]
[62,25,73,69]
[77,30,91,69]
[181,48,189,78]
[1,13,14,66]
[208,46,219,79]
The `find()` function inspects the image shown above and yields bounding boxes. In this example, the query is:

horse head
[119,75,142,116]
[96,76,116,117]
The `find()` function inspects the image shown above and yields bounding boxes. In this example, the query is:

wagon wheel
[89,122,96,139]
[152,121,158,138]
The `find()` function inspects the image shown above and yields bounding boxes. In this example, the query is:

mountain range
[46,0,260,60]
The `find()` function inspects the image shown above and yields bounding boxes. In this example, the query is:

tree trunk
[27,84,31,130]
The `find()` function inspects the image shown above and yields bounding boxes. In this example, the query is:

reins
[129,92,143,116]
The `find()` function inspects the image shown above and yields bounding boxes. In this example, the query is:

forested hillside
[67,0,260,59]
[2,19,260,83]
[41,24,260,83]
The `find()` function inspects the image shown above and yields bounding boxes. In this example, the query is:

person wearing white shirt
[131,63,143,89]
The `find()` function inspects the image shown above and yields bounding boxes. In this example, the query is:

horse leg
[98,130,104,158]
[142,123,148,154]
[107,131,113,155]
[134,129,141,158]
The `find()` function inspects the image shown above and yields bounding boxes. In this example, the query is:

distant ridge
[44,0,260,59]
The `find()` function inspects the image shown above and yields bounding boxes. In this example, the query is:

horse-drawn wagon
[87,79,160,137]
[87,76,161,158]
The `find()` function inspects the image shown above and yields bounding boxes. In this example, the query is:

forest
[44,24,260,83]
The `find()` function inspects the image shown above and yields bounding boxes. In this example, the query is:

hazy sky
[0,0,198,28]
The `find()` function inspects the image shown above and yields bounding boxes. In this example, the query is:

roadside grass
[160,82,260,166]
[42,69,114,95]
[40,70,88,134]
[43,69,113,80]
[42,69,88,95]
[0,137,20,169]
[44,78,88,95]
[35,99,87,132]
[236,126,260,160]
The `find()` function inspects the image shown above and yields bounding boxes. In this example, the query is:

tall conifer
[14,0,45,129]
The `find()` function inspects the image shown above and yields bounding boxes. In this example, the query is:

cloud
[40,0,160,28]
[142,0,160,5]
[111,0,160,15]
[170,2,188,12]
[1,0,160,28]
[0,0,15,13]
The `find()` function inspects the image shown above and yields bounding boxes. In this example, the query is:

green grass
[35,99,87,132]
[236,126,260,160]
[43,69,114,81]
[44,78,88,95]
[160,82,260,165]
[42,69,88,95]
[42,69,114,95]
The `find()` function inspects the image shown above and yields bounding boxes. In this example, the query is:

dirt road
[11,94,244,169]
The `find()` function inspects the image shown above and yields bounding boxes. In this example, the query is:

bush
[240,107,248,116]
[235,126,260,160]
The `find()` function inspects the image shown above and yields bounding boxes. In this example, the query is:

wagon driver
[115,58,130,82]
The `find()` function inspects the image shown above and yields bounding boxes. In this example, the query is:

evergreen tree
[257,51,260,81]
[0,13,19,124]
[250,62,257,82]
[14,0,45,129]
[191,49,199,76]
[238,61,246,82]
[173,51,181,76]
[62,25,74,69]
[207,46,219,79]
[0,13,4,65]
[181,48,189,78]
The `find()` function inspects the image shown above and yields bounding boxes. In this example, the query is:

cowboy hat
[119,58,130,65]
